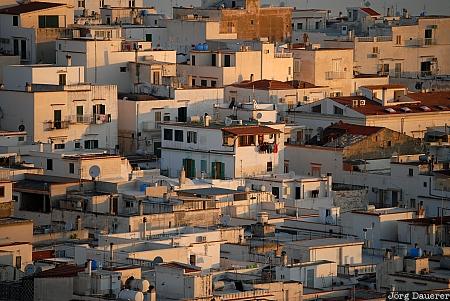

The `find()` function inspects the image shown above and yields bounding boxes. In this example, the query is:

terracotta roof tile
[231,79,318,90]
[360,7,381,16]
[222,126,281,136]
[35,264,84,278]
[0,2,64,15]
[361,84,406,90]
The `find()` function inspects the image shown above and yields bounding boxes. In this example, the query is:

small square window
[267,162,273,172]
[174,130,184,142]
[54,143,65,150]
[120,67,127,72]
[423,182,427,187]
[18,136,24,141]
[74,141,81,149]
[47,159,53,170]
[409,168,414,176]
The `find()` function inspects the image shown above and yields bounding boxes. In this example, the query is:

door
[183,158,196,178]
[211,162,225,179]
[76,106,84,122]
[421,61,431,76]
[54,110,62,129]
[20,40,26,60]
[13,39,19,55]
[306,269,315,288]
[177,107,187,122]
[272,186,280,199]
[154,141,161,158]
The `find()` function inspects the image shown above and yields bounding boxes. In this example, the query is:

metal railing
[43,120,70,131]
[274,52,292,58]
[325,71,346,80]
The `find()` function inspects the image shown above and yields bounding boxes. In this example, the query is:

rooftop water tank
[118,289,144,301]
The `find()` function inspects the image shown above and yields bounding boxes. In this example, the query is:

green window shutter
[220,162,225,179]
[211,162,216,179]
[191,159,196,178]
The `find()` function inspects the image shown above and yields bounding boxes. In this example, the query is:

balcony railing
[93,114,109,124]
[43,120,70,131]
[68,114,111,125]
[325,71,346,80]
[274,52,292,58]
[405,38,437,47]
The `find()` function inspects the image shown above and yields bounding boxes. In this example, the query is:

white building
[0,64,118,151]
[341,207,416,249]
[276,260,337,289]
[290,87,450,138]
[292,45,389,96]
[224,79,328,110]
[55,37,176,92]
[118,87,224,156]
[160,121,285,179]
[245,173,333,210]
[178,42,293,88]
[0,2,74,63]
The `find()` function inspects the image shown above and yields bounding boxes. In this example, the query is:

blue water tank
[91,260,98,270]
[139,183,148,192]
[195,43,203,51]
[203,43,209,51]
[407,248,423,258]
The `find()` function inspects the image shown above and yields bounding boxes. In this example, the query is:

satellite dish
[256,112,263,120]
[224,117,233,126]
[221,215,231,226]
[18,124,25,132]
[89,165,101,179]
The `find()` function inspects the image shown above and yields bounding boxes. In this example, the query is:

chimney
[66,55,72,67]
[281,251,288,266]
[138,200,144,215]
[179,166,186,186]
[86,260,92,276]
[109,243,114,267]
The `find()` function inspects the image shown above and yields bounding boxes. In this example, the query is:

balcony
[405,38,437,47]
[92,114,110,124]
[43,120,70,131]
[274,52,292,58]
[69,114,92,124]
[257,143,278,154]
[325,71,346,80]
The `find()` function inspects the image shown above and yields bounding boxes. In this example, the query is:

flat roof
[178,187,242,196]
[361,84,406,90]
[350,207,415,216]
[289,238,363,248]
[0,217,33,226]
[222,126,282,136]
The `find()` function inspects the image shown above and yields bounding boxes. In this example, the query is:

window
[38,15,59,28]
[12,15,18,26]
[145,33,152,42]
[174,130,184,142]
[129,0,135,7]
[395,35,402,45]
[410,198,416,208]
[288,66,291,75]
[312,104,321,113]
[423,181,427,188]
[395,63,402,77]
[211,80,217,87]
[201,160,207,173]
[201,79,207,87]
[295,187,300,199]
[84,140,98,149]
[120,67,127,72]
[238,135,255,146]
[47,159,53,170]
[15,256,21,269]
[0,186,4,197]
[187,131,197,143]
[78,0,85,7]
[59,74,66,85]
[54,143,65,149]
[74,141,81,149]
[311,190,319,198]
[53,110,62,129]
[100,0,104,7]
[372,46,379,54]
[267,162,273,172]
[191,78,196,86]
[408,168,414,176]
[76,106,84,122]
[250,19,254,25]
[18,136,24,142]
[93,104,106,116]
[333,106,343,115]
[211,53,216,66]
[378,63,389,75]
[163,113,170,121]
[297,23,303,30]
[191,55,196,66]
[152,71,160,85]
[69,163,75,174]
[315,21,320,29]
[164,129,173,140]
[224,55,231,67]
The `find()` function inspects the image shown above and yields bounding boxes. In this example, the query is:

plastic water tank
[118,289,144,301]
[91,260,97,270]
[139,183,148,192]
[203,43,209,51]
[407,248,423,258]
[130,279,150,292]
[195,43,203,51]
